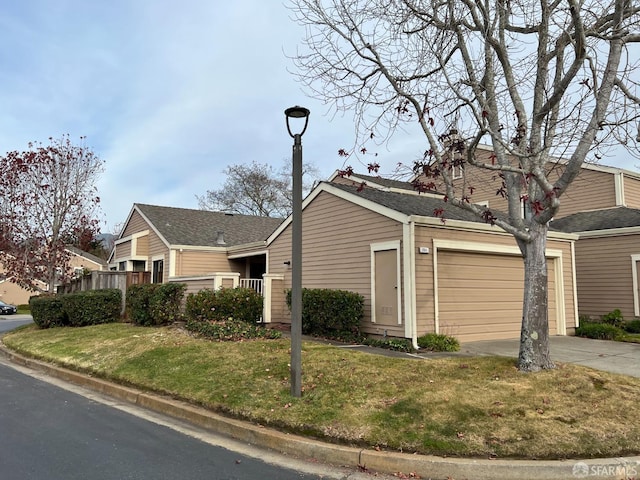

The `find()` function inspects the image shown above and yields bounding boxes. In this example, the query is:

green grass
[4,323,640,460]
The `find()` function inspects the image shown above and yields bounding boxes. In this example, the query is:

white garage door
[437,251,557,342]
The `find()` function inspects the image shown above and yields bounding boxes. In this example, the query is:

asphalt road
[0,317,374,480]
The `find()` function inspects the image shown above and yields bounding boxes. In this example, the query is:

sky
[0,2,637,232]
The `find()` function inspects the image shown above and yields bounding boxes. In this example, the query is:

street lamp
[285,105,310,398]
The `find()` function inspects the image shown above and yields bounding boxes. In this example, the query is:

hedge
[126,283,186,326]
[29,289,121,329]
[286,288,364,337]
[185,287,263,324]
[29,295,68,328]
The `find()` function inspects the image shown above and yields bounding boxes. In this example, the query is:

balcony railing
[239,278,263,295]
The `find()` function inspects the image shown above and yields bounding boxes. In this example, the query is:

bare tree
[0,136,104,292]
[197,160,320,217]
[289,0,640,371]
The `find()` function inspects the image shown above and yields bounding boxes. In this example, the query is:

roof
[327,182,487,223]
[134,204,283,247]
[338,172,416,190]
[66,246,108,266]
[551,206,640,232]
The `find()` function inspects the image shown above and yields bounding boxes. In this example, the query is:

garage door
[437,251,557,342]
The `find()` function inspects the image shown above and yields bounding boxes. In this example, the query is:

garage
[436,250,558,342]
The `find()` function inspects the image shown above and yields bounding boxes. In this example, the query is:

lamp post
[285,105,310,398]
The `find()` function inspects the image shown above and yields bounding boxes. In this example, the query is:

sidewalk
[0,342,638,480]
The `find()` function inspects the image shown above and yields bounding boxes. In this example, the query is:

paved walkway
[458,336,640,378]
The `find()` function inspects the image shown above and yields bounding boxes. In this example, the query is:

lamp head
[285,106,310,138]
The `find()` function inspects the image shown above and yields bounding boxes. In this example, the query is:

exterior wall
[573,233,640,319]
[267,191,405,337]
[413,226,576,340]
[622,174,640,209]
[556,169,616,218]
[114,241,132,259]
[122,210,149,237]
[169,277,215,298]
[68,253,105,272]
[173,249,241,277]
[418,152,619,220]
[0,279,36,306]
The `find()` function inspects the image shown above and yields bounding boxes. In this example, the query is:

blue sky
[0,2,637,232]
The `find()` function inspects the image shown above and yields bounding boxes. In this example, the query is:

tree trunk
[518,222,555,372]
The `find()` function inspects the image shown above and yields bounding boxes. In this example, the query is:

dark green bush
[127,283,186,326]
[601,309,624,328]
[286,288,364,337]
[575,322,624,340]
[185,287,262,324]
[417,333,460,352]
[126,284,158,326]
[29,295,68,329]
[60,289,122,327]
[149,283,186,325]
[623,319,640,334]
[363,337,414,352]
[185,318,281,341]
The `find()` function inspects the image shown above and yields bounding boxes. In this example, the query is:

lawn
[4,323,640,460]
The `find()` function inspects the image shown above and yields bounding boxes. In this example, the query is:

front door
[374,249,399,326]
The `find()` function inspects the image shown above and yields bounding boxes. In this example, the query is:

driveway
[460,336,640,378]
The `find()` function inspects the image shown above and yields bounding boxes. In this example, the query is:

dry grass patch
[3,323,640,459]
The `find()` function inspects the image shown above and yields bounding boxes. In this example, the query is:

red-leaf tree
[289,0,640,371]
[0,136,104,293]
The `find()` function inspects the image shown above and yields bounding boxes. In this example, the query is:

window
[152,259,164,283]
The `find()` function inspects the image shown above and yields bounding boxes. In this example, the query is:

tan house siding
[556,169,616,218]
[573,233,640,319]
[622,174,640,209]
[268,191,404,336]
[174,250,242,277]
[122,211,149,237]
[114,241,132,259]
[0,279,35,306]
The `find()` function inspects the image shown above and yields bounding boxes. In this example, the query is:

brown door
[374,249,399,326]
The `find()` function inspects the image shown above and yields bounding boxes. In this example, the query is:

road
[0,317,376,480]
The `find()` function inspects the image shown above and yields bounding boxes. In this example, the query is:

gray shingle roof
[342,173,416,190]
[135,204,283,247]
[551,207,640,233]
[328,182,489,223]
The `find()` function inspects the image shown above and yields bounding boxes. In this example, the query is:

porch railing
[239,278,263,295]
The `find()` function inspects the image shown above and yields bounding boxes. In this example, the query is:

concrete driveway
[460,336,640,378]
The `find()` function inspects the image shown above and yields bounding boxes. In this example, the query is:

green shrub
[212,287,262,323]
[363,337,414,352]
[17,304,31,313]
[601,309,624,328]
[286,288,364,337]
[576,322,624,340]
[184,288,217,322]
[623,319,640,334]
[185,317,281,341]
[126,284,158,326]
[417,333,460,352]
[29,295,68,329]
[149,283,186,325]
[185,287,263,324]
[60,289,122,327]
[127,283,186,326]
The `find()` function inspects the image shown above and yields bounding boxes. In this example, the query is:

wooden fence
[58,271,151,313]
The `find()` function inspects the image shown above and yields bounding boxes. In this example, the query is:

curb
[1,345,638,480]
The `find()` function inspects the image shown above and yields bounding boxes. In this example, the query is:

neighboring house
[552,207,640,320]
[410,145,640,321]
[109,204,283,296]
[0,247,107,305]
[264,181,577,344]
[413,144,640,219]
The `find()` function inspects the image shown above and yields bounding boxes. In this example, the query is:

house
[552,207,640,320]
[264,181,577,344]
[0,247,107,305]
[109,203,283,296]
[410,144,640,321]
